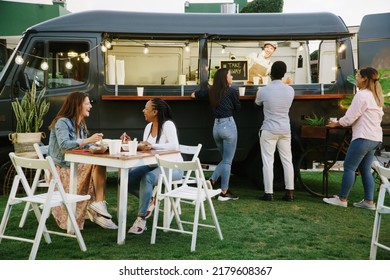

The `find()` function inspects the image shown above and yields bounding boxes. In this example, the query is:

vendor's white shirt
[246,52,272,75]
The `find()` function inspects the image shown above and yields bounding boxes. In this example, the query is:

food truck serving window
[105,39,199,86]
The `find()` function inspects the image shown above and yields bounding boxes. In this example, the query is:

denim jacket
[48,117,89,168]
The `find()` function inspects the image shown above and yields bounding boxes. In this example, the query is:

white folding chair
[369,164,390,259]
[152,144,207,222]
[19,143,50,227]
[0,152,90,260]
[151,155,223,252]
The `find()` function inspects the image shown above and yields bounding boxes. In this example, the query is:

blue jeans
[128,165,183,217]
[339,138,381,201]
[211,116,237,191]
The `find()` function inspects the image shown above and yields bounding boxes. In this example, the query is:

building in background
[185,0,247,13]
[0,0,69,71]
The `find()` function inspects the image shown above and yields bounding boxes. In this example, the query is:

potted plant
[300,113,327,139]
[9,83,50,158]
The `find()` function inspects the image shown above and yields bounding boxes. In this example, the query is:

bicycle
[298,126,387,197]
[298,126,354,197]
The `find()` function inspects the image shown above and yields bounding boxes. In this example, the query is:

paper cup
[127,140,138,156]
[137,87,144,96]
[108,140,122,155]
[253,76,260,85]
[238,87,245,96]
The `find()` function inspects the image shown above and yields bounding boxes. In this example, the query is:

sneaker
[282,190,294,202]
[218,190,239,201]
[94,215,118,230]
[88,201,112,219]
[128,217,147,234]
[145,197,156,219]
[261,193,274,201]
[323,195,347,207]
[87,209,117,229]
[353,200,376,210]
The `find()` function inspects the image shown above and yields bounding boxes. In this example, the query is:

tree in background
[241,0,283,13]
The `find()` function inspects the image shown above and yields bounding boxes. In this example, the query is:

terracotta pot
[300,125,327,139]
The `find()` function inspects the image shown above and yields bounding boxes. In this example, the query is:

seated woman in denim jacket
[48,91,116,230]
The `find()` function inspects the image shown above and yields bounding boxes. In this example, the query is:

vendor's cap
[263,41,278,49]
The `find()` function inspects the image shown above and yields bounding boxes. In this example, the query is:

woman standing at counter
[323,67,384,209]
[191,68,241,201]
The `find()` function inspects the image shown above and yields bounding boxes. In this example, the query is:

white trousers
[259,130,294,194]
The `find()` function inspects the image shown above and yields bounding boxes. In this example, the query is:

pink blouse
[339,88,383,142]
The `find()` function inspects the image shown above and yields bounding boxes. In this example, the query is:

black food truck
[0,11,389,193]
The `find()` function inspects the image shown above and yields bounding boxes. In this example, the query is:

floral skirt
[51,164,96,230]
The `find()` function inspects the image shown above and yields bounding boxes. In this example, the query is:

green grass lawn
[0,173,389,260]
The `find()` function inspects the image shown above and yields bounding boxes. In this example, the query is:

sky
[8,0,389,27]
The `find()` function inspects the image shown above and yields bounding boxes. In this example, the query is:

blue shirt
[48,117,89,168]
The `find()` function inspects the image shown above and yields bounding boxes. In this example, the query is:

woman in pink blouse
[323,67,384,210]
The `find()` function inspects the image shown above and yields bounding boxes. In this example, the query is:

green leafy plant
[11,83,50,133]
[342,67,390,109]
[304,113,325,126]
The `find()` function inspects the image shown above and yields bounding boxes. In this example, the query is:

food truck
[0,11,388,191]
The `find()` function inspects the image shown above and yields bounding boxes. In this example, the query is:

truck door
[9,35,100,139]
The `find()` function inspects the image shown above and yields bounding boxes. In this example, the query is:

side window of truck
[18,41,90,91]
[47,41,90,89]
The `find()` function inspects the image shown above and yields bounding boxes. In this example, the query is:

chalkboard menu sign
[220,60,248,81]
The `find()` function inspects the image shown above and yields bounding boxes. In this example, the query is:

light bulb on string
[65,59,73,70]
[104,40,112,49]
[143,44,149,54]
[298,43,304,51]
[221,45,226,54]
[185,42,190,52]
[101,43,107,52]
[338,42,346,53]
[83,53,90,63]
[15,53,24,65]
[40,59,49,71]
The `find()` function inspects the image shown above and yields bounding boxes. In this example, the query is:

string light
[12,42,100,68]
[65,59,73,70]
[143,44,149,54]
[15,52,24,65]
[82,53,90,63]
[221,45,226,54]
[185,42,190,52]
[101,43,107,52]
[338,42,346,53]
[298,43,304,51]
[40,59,49,70]
[104,40,112,49]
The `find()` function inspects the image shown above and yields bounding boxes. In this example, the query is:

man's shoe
[145,197,156,219]
[218,190,239,201]
[128,217,147,234]
[282,190,294,202]
[88,201,112,219]
[353,200,376,210]
[323,195,347,207]
[261,193,274,201]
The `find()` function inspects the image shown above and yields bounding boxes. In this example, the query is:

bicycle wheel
[298,144,347,197]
